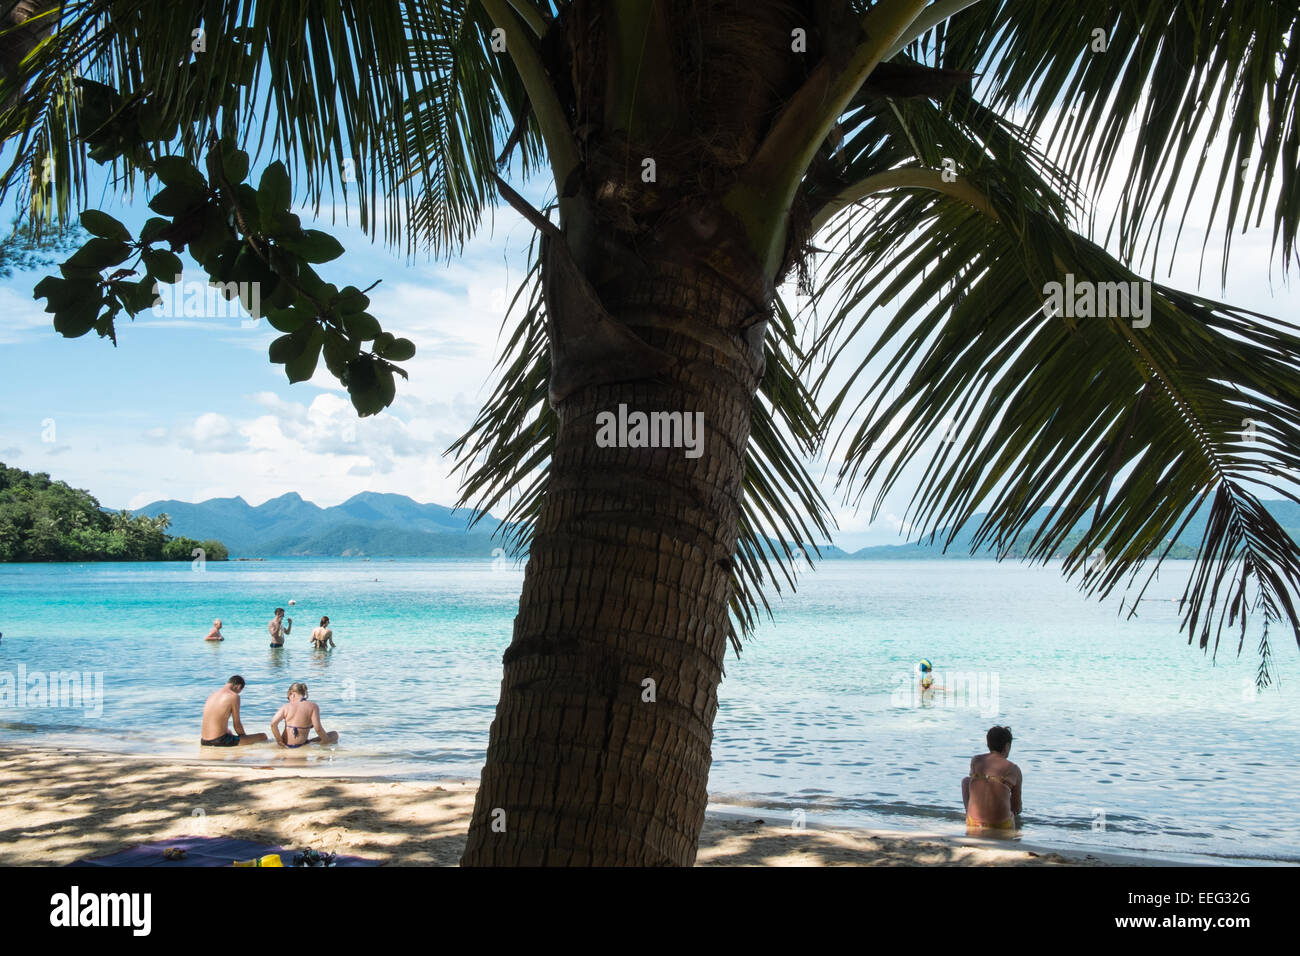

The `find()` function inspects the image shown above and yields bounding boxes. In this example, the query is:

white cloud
[173,412,249,453]
[0,286,56,345]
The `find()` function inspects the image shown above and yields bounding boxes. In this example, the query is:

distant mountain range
[830,497,1300,560]
[132,491,1300,560]
[133,491,503,557]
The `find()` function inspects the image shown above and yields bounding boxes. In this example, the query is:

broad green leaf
[343,312,381,340]
[139,217,171,243]
[219,142,250,184]
[269,331,306,364]
[323,333,355,379]
[337,286,370,315]
[257,162,292,219]
[266,307,307,333]
[148,183,207,217]
[285,327,325,383]
[34,276,97,312]
[278,229,344,263]
[152,156,206,191]
[53,300,101,338]
[142,249,183,283]
[379,336,416,361]
[80,210,130,242]
[66,238,132,271]
[113,278,160,315]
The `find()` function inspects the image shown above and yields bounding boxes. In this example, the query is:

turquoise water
[1,557,1297,864]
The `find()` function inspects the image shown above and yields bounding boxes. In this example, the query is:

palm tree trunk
[1,1,58,112]
[461,249,766,866]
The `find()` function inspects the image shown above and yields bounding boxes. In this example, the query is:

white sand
[0,743,1127,866]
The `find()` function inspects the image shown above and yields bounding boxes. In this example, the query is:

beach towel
[65,835,379,867]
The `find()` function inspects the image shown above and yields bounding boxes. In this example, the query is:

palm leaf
[808,95,1300,683]
[910,0,1300,281]
[0,0,520,256]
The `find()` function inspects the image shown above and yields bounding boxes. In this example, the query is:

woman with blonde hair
[270,681,339,748]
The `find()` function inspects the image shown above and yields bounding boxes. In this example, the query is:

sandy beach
[0,743,1131,866]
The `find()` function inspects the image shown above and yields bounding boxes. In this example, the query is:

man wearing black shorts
[268,608,292,648]
[200,675,268,747]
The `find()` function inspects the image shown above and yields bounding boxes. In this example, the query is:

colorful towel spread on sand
[65,836,379,867]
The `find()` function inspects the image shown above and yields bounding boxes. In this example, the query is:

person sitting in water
[200,675,268,746]
[309,616,335,650]
[962,725,1022,831]
[204,619,225,642]
[270,681,339,748]
[268,607,292,647]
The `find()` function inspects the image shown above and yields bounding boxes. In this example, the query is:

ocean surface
[1,557,1297,864]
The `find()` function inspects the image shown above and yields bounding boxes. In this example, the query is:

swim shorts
[201,733,241,747]
[966,815,1015,830]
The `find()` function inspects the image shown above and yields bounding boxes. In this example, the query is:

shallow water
[0,557,1296,863]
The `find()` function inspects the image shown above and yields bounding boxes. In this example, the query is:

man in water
[961,725,1022,831]
[309,616,335,650]
[270,681,339,748]
[268,607,292,647]
[200,675,268,747]
[204,619,225,642]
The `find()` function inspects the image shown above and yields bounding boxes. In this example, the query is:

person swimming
[961,725,1022,831]
[309,616,335,650]
[204,619,225,642]
[270,681,338,748]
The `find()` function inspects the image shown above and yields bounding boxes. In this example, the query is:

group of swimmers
[196,648,1022,831]
[204,607,335,649]
[199,674,339,749]
[198,606,340,750]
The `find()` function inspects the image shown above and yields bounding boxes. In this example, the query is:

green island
[0,462,227,562]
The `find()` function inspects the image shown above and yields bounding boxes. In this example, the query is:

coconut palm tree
[3,1,1299,866]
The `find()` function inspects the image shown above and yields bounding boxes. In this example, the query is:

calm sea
[1,557,1296,864]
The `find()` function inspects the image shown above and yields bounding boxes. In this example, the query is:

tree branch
[505,0,549,38]
[724,0,931,276]
[884,0,987,59]
[478,0,581,225]
[493,171,562,240]
[810,166,1000,233]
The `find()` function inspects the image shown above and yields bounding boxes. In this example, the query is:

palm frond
[0,0,519,256]
[810,131,1300,683]
[905,0,1300,281]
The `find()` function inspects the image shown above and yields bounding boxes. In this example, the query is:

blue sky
[1,93,1297,551]
[0,162,546,518]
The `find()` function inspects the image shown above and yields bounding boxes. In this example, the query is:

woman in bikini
[310,616,335,650]
[270,682,339,748]
[961,725,1022,831]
